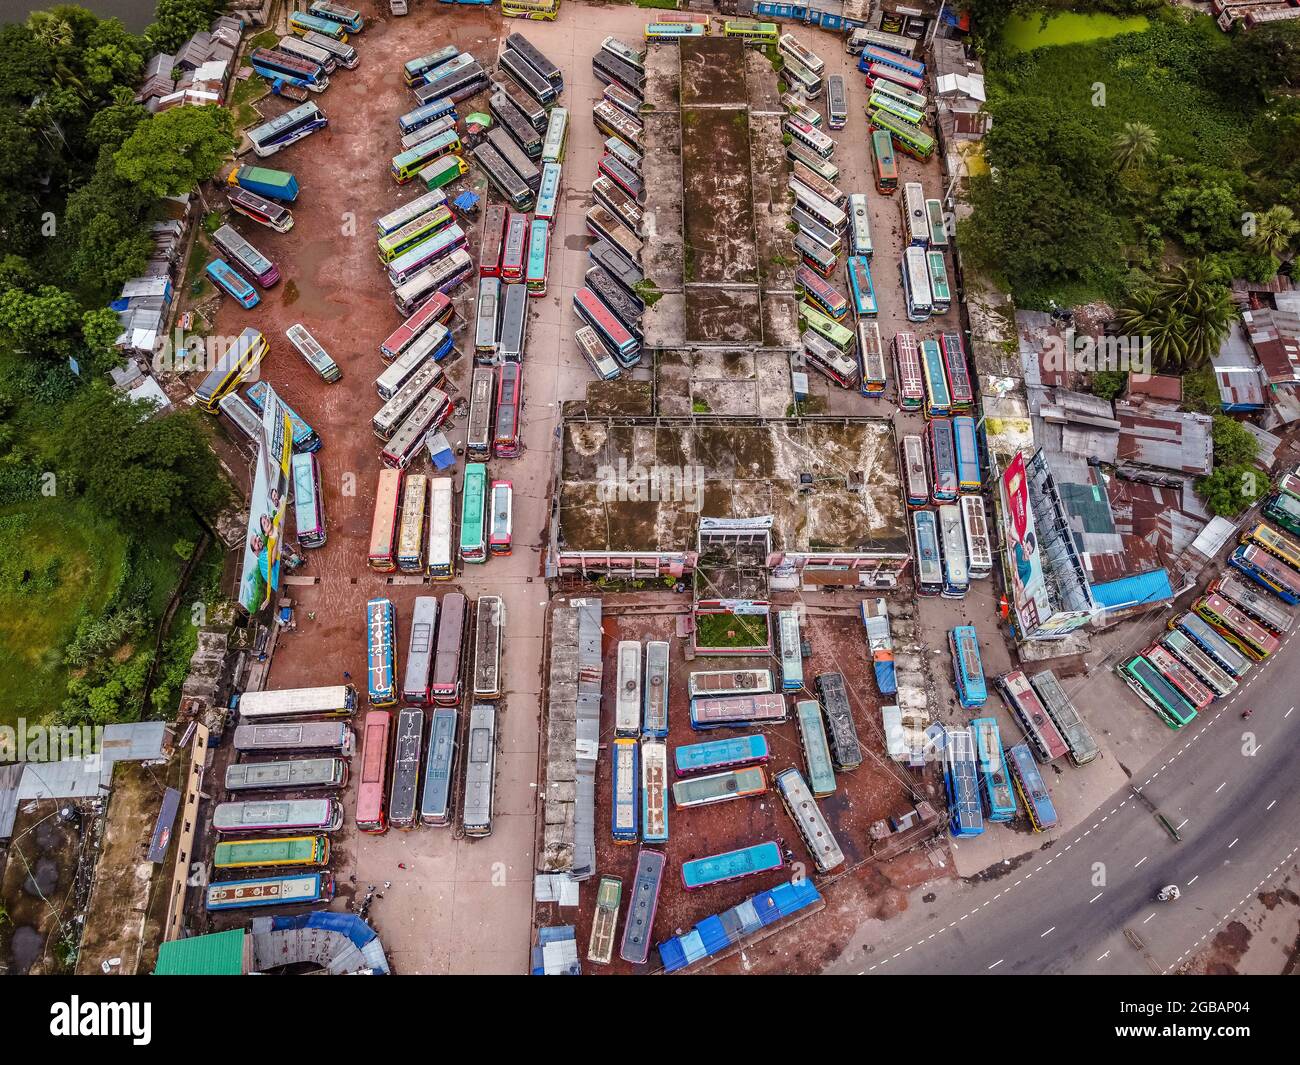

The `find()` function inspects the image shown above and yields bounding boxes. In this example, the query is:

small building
[1089,568,1174,621]
[155,929,249,975]
[1114,401,1213,478]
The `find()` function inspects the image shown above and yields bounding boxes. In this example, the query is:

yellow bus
[194,328,268,413]
[501,0,560,20]
[723,20,778,45]
[1240,521,1300,573]
[213,835,330,870]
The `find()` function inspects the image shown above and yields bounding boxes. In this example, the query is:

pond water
[1002,11,1151,52]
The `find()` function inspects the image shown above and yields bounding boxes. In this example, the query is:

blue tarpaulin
[1089,569,1174,611]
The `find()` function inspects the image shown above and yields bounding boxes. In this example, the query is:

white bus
[900,181,929,246]
[475,275,500,357]
[213,798,344,834]
[901,246,933,322]
[778,33,825,76]
[784,115,833,158]
[402,595,438,703]
[790,180,846,232]
[375,323,449,400]
[236,685,358,720]
[381,387,451,470]
[427,476,455,579]
[783,54,823,100]
[615,640,642,736]
[286,323,341,382]
[392,248,473,315]
[960,495,993,579]
[462,703,497,836]
[372,361,442,439]
[848,193,873,258]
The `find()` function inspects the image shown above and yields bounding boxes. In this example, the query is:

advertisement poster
[1000,450,1050,628]
[237,385,293,615]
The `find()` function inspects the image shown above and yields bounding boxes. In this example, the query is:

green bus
[870,108,935,161]
[1118,654,1197,730]
[391,129,462,184]
[376,205,454,264]
[423,154,467,192]
[1263,484,1300,536]
[213,835,330,869]
[799,301,855,353]
[723,19,778,45]
[460,461,488,564]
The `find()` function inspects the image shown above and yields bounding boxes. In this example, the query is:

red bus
[493,362,523,458]
[489,480,513,555]
[892,331,924,412]
[379,292,453,360]
[501,210,529,283]
[356,709,392,834]
[368,468,403,572]
[480,204,506,278]
[431,591,467,705]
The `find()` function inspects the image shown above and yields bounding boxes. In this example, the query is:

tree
[85,96,146,152]
[52,386,227,527]
[1112,122,1158,174]
[0,284,82,358]
[114,105,235,199]
[146,0,223,54]
[1211,415,1258,467]
[1248,205,1300,260]
[1090,370,1128,401]
[80,307,125,377]
[63,147,153,295]
[1119,262,1237,373]
[1196,464,1269,518]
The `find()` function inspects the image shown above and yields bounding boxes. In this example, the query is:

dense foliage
[0,5,233,725]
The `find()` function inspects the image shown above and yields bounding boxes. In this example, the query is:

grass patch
[633,278,663,307]
[249,29,280,51]
[635,0,679,9]
[694,611,769,650]
[1002,11,1150,52]
[0,499,129,723]
[692,398,711,414]
[231,76,266,108]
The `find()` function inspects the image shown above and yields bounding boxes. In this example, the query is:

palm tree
[1119,262,1237,373]
[1111,122,1158,173]
[1249,205,1300,259]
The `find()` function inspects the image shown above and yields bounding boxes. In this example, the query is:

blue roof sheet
[1089,568,1173,610]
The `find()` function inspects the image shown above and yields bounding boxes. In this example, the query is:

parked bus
[574,287,640,367]
[799,302,854,353]
[899,182,929,246]
[431,593,467,705]
[381,386,452,471]
[421,153,467,191]
[858,320,887,394]
[844,195,874,260]
[593,175,641,232]
[473,595,503,700]
[501,211,530,283]
[227,187,294,232]
[598,153,642,200]
[232,722,353,756]
[674,735,768,776]
[777,610,803,692]
[415,61,488,106]
[462,703,497,836]
[425,476,455,580]
[472,142,534,210]
[376,190,449,238]
[389,249,467,309]
[248,101,327,157]
[372,363,442,440]
[826,73,848,127]
[939,333,973,413]
[846,27,917,55]
[194,328,268,413]
[308,2,363,32]
[846,256,878,318]
[478,204,508,279]
[874,77,928,113]
[938,503,968,597]
[1211,571,1293,635]
[927,417,957,503]
[289,10,349,39]
[493,362,524,459]
[475,275,500,357]
[460,466,488,563]
[1194,593,1279,660]
[774,768,844,872]
[525,218,550,295]
[793,699,836,797]
[815,672,862,771]
[952,416,980,493]
[235,684,356,721]
[466,367,495,457]
[589,239,643,294]
[404,46,460,86]
[244,382,319,453]
[795,231,838,278]
[535,162,561,225]
[787,140,840,182]
[205,259,258,308]
[870,129,898,194]
[401,595,437,703]
[301,30,357,67]
[797,266,848,322]
[619,848,665,965]
[997,671,1069,761]
[225,757,347,792]
[206,872,334,911]
[541,106,568,163]
[418,708,458,827]
[969,717,1017,822]
[592,49,645,95]
[593,100,644,153]
[212,225,278,287]
[213,798,344,834]
[611,737,639,843]
[377,205,455,264]
[640,741,668,843]
[1027,670,1099,767]
[927,251,951,313]
[213,835,330,870]
[489,93,543,159]
[784,115,833,159]
[375,327,451,399]
[586,204,643,262]
[871,89,923,126]
[672,765,765,810]
[500,47,558,106]
[1006,742,1057,831]
[723,20,779,45]
[871,108,935,161]
[645,21,708,42]
[960,494,992,579]
[912,509,942,596]
[1161,628,1238,699]
[865,62,926,95]
[286,323,340,382]
[901,434,929,508]
[943,728,984,837]
[690,693,787,730]
[613,640,642,736]
[860,44,925,79]
[901,246,933,321]
[499,281,530,362]
[1141,644,1214,712]
[575,325,621,381]
[501,0,560,19]
[681,841,782,890]
[365,598,397,708]
[893,331,924,411]
[291,451,326,548]
[687,669,773,697]
[1119,655,1197,730]
[1229,544,1300,604]
[949,626,986,709]
[1263,483,1300,536]
[487,127,541,190]
[1171,612,1252,678]
[250,48,328,90]
[489,480,513,555]
[386,223,467,286]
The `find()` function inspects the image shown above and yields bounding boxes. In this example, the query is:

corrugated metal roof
[1115,402,1213,476]
[1089,569,1173,610]
[154,929,246,975]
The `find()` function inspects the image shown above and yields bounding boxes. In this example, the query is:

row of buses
[910,499,990,599]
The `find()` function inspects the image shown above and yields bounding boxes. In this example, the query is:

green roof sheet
[154,928,246,975]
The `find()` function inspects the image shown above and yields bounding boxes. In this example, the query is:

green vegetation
[1195,413,1266,516]
[961,6,1300,321]
[635,0,680,9]
[0,6,233,726]
[694,612,770,650]
[692,398,711,414]
[633,278,663,307]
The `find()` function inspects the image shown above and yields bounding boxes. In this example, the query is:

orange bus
[368,468,404,571]
[356,709,392,834]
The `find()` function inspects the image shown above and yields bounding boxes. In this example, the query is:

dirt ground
[532,603,950,973]
[0,801,84,974]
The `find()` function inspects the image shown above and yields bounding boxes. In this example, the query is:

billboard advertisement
[238,385,293,615]
[999,450,1050,632]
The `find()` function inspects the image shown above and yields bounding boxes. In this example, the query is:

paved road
[834,625,1300,975]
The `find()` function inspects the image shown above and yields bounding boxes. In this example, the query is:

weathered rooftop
[557,419,909,557]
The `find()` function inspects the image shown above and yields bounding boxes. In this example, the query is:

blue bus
[943,727,983,837]
[927,417,958,503]
[795,699,836,797]
[681,841,783,889]
[969,717,1016,822]
[290,451,326,549]
[366,597,397,707]
[205,259,259,308]
[289,11,349,41]
[949,625,986,708]
[845,255,877,318]
[535,161,561,226]
[952,415,980,493]
[913,509,942,597]
[611,738,639,843]
[858,45,925,80]
[419,707,458,826]
[398,98,457,135]
[206,871,333,910]
[1172,612,1252,678]
[1007,742,1058,831]
[673,734,769,776]
[919,338,951,418]
[307,2,363,33]
[1229,544,1300,605]
[245,381,321,453]
[777,609,803,691]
